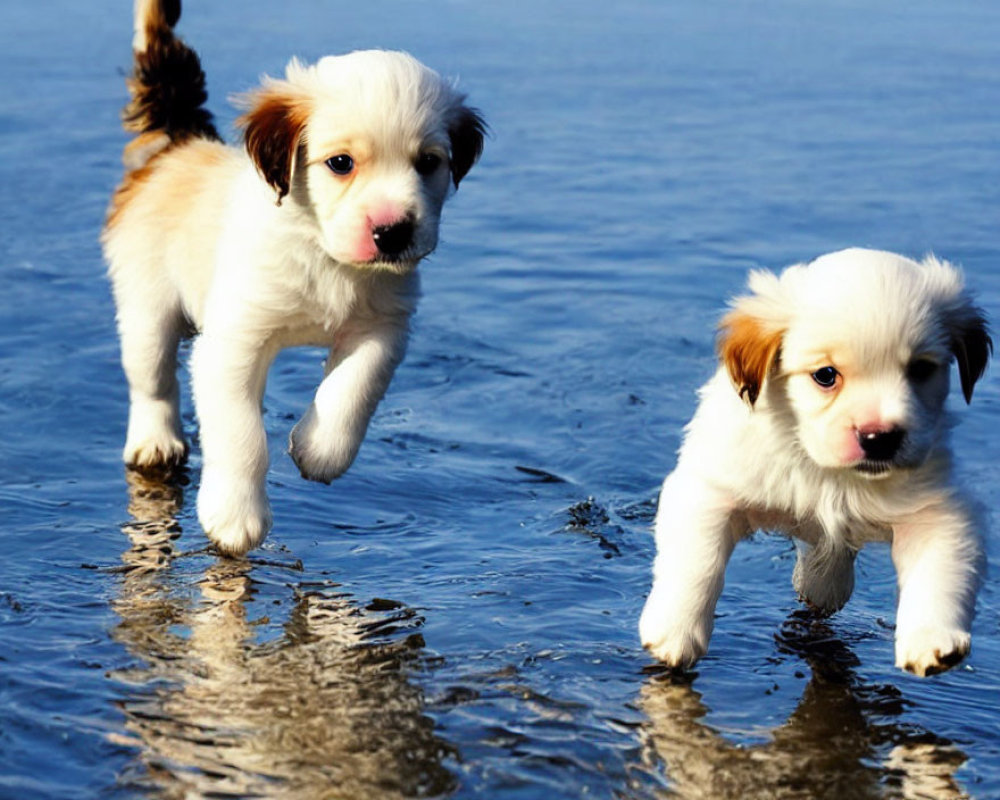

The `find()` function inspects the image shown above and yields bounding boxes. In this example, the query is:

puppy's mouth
[368,249,426,273]
[853,459,895,478]
[853,455,926,478]
[362,216,435,272]
[850,426,917,479]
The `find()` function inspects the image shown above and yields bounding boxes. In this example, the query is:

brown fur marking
[122,0,219,144]
[447,106,487,188]
[238,89,312,203]
[105,162,159,232]
[717,310,784,405]
[948,308,992,404]
[105,139,231,233]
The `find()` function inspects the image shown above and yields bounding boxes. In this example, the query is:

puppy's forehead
[305,51,455,153]
[314,51,451,113]
[782,249,957,364]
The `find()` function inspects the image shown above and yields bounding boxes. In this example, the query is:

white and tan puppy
[639,249,991,676]
[103,0,485,555]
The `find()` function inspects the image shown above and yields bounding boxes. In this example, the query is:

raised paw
[288,409,356,484]
[895,627,971,677]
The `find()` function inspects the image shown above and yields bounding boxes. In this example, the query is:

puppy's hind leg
[792,538,856,615]
[117,298,189,470]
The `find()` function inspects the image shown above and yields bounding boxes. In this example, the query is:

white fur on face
[288,52,461,269]
[756,249,969,475]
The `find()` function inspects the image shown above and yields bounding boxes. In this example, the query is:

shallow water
[2,1,1000,797]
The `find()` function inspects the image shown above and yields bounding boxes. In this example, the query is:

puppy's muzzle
[373,217,415,258]
[858,426,905,460]
[855,426,906,474]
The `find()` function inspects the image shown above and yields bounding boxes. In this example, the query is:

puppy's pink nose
[857,426,905,461]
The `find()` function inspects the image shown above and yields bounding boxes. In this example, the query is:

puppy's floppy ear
[717,267,795,405]
[948,302,992,404]
[717,308,784,406]
[448,106,486,188]
[237,83,310,204]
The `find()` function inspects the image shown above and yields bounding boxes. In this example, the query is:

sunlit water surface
[2,1,999,797]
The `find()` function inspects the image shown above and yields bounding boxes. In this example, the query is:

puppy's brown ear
[718,309,784,406]
[448,106,486,188]
[238,86,310,204]
[949,304,992,404]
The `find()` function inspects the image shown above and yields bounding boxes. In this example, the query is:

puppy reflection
[111,470,454,798]
[640,249,991,675]
[638,615,968,799]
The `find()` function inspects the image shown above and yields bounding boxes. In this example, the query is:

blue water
[2,1,999,797]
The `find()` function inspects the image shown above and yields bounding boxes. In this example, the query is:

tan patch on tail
[121,0,218,143]
[132,0,180,52]
[122,131,172,170]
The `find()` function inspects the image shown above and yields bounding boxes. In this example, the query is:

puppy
[639,248,991,676]
[103,0,485,555]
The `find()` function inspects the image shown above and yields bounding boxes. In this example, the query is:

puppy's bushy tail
[121,0,220,166]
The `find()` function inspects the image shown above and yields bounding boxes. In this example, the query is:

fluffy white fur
[639,249,991,676]
[104,1,484,555]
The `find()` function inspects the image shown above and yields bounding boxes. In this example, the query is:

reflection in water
[639,614,968,800]
[109,470,455,799]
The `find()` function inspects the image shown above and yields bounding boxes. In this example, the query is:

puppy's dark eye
[811,366,839,388]
[325,154,354,175]
[415,152,442,176]
[907,358,939,382]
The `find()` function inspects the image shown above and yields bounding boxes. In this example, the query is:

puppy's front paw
[124,434,188,470]
[639,592,710,669]
[895,627,970,677]
[124,398,187,469]
[124,419,188,469]
[197,470,272,557]
[288,408,356,484]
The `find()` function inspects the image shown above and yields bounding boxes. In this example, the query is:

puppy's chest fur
[733,453,898,547]
[209,211,419,349]
[269,259,416,348]
[708,373,939,549]
[739,502,890,550]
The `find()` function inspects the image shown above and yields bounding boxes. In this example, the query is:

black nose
[858,427,905,461]
[372,219,414,257]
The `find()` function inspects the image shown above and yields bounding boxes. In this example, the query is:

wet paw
[641,634,706,669]
[197,471,272,557]
[895,628,970,677]
[124,433,188,470]
[638,600,709,669]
